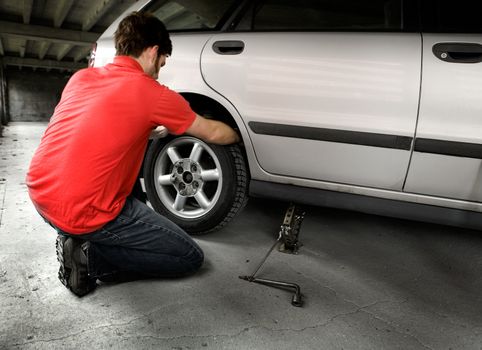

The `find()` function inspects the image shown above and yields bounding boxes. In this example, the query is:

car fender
[159,34,259,180]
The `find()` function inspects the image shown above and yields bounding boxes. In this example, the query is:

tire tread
[192,144,249,235]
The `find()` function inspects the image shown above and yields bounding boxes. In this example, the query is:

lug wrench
[239,204,304,307]
[239,276,303,307]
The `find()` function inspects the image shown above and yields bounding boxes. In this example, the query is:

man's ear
[149,46,159,61]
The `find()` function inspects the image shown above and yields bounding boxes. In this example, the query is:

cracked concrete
[1,122,482,350]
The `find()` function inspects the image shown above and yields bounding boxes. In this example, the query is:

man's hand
[150,125,169,139]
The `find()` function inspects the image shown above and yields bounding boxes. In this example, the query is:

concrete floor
[1,122,482,350]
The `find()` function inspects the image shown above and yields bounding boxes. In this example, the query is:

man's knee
[187,247,204,273]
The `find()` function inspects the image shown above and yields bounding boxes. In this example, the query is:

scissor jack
[239,203,306,307]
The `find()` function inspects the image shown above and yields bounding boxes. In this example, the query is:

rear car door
[404,1,482,202]
[201,0,421,190]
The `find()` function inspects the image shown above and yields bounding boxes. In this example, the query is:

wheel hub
[170,159,203,196]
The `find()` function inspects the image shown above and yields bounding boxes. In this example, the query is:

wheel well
[180,93,238,129]
[180,92,250,181]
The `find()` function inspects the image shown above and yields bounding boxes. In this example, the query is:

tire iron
[239,203,304,307]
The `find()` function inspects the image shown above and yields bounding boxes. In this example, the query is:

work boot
[56,235,96,297]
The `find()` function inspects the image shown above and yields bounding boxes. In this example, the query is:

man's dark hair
[115,12,172,57]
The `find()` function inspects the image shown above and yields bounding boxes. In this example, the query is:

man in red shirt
[26,12,240,296]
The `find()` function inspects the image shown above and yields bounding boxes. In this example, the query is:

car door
[403,1,482,202]
[201,0,421,190]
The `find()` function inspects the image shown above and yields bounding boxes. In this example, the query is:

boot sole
[56,235,71,287]
[56,236,95,296]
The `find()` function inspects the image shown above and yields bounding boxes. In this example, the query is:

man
[26,12,240,297]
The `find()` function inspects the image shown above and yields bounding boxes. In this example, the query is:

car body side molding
[250,122,482,160]
[414,138,482,159]
[249,121,413,150]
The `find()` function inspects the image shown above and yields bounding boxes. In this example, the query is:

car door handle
[212,40,245,55]
[433,43,482,63]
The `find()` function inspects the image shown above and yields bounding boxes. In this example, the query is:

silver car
[93,0,482,233]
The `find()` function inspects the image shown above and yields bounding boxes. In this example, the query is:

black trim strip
[248,121,413,150]
[415,138,482,159]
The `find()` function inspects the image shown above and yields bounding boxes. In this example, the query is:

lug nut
[177,166,183,174]
[193,181,199,188]
[191,164,197,172]
[179,183,186,190]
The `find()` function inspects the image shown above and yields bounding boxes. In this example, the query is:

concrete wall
[0,61,7,135]
[6,69,71,122]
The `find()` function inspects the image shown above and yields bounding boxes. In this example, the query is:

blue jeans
[52,196,204,280]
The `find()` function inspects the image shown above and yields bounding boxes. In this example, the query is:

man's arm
[185,114,240,145]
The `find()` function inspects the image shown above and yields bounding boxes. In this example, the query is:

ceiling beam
[23,0,34,24]
[74,47,91,62]
[57,44,72,61]
[21,0,34,63]
[3,56,86,71]
[0,20,98,46]
[56,0,116,66]
[70,0,116,65]
[19,40,27,57]
[82,0,117,31]
[54,0,75,28]
[38,42,51,59]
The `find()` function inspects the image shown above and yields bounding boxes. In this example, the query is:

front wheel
[143,136,248,234]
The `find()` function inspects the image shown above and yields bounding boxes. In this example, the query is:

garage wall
[6,69,71,122]
[0,61,7,135]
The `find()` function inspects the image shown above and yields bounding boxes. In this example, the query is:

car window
[236,0,403,31]
[421,0,482,33]
[145,0,237,31]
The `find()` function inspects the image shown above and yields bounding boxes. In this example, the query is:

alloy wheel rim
[153,137,223,219]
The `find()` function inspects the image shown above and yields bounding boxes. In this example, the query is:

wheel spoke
[153,136,231,220]
[189,142,203,162]
[158,174,172,186]
[173,194,187,211]
[166,147,181,163]
[201,169,219,182]
[194,191,210,209]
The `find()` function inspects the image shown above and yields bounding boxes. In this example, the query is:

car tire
[143,135,248,234]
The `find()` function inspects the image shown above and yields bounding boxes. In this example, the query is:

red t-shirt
[26,56,196,234]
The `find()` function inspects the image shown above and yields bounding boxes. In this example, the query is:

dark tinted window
[422,1,482,33]
[146,0,236,31]
[236,0,403,31]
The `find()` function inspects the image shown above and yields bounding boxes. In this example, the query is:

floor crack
[0,180,7,227]
[358,308,434,350]
[5,303,390,348]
